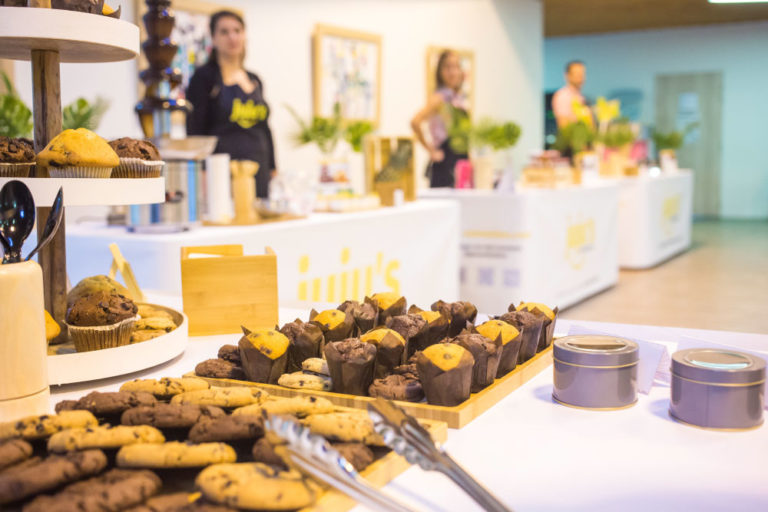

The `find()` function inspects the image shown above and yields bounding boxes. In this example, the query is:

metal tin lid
[553,335,639,367]
[672,348,766,385]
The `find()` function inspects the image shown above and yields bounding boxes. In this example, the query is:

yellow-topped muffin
[309,308,354,342]
[476,320,520,346]
[37,128,119,178]
[517,302,555,320]
[416,343,474,406]
[238,329,290,383]
[360,328,405,346]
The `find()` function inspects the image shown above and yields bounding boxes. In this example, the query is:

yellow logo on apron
[229,98,267,129]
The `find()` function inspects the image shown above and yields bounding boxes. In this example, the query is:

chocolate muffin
[450,333,503,392]
[515,302,558,352]
[407,306,450,356]
[0,136,35,177]
[416,343,474,406]
[238,328,290,384]
[324,338,377,395]
[368,293,406,326]
[360,328,406,379]
[431,300,478,336]
[475,320,522,377]
[497,310,543,363]
[338,300,378,334]
[66,291,138,352]
[385,314,426,356]
[368,374,424,402]
[279,319,325,373]
[109,137,161,161]
[309,309,355,343]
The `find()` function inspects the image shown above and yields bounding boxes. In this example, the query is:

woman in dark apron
[186,10,276,198]
[410,49,470,187]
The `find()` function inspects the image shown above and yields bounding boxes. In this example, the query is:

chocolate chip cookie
[121,403,226,429]
[170,387,268,409]
[120,377,210,400]
[0,438,33,470]
[188,415,264,443]
[0,411,98,441]
[368,373,425,402]
[217,345,241,365]
[194,359,247,380]
[301,411,384,446]
[233,395,335,418]
[333,442,374,472]
[48,425,165,453]
[117,442,236,469]
[55,390,157,417]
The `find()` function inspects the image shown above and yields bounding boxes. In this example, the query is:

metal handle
[438,453,512,512]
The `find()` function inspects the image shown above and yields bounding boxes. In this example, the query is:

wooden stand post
[31,49,67,343]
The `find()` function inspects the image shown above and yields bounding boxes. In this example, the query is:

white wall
[545,22,768,219]
[14,0,542,198]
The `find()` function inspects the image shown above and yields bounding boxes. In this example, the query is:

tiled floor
[561,220,768,334]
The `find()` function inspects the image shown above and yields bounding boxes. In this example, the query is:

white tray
[47,304,188,385]
[0,177,166,206]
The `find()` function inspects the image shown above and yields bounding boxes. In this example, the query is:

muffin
[451,333,503,392]
[65,291,138,352]
[0,136,35,177]
[337,300,378,335]
[67,275,133,310]
[108,137,164,178]
[367,292,406,326]
[416,343,474,406]
[323,338,377,396]
[360,328,406,379]
[407,306,450,356]
[431,300,478,336]
[238,328,290,384]
[279,319,325,373]
[497,310,543,363]
[475,320,522,377]
[309,309,355,342]
[516,302,558,352]
[37,128,119,178]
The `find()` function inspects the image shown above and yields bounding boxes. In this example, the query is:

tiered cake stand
[0,7,185,382]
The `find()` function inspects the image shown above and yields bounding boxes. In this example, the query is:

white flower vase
[0,260,50,419]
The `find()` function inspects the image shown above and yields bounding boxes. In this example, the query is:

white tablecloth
[64,201,460,309]
[45,306,768,512]
[618,171,694,269]
[420,184,620,312]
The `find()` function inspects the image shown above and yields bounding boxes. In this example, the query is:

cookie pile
[194,294,558,407]
[0,377,387,511]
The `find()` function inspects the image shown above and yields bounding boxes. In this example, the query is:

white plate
[47,304,188,385]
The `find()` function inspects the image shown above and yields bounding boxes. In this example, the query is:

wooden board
[191,345,553,429]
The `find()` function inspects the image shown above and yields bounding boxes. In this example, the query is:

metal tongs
[368,398,513,512]
[264,414,418,512]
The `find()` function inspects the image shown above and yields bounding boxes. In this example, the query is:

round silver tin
[670,348,765,430]
[553,335,639,410]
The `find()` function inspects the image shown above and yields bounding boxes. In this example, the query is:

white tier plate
[47,304,188,385]
[0,177,165,206]
[0,7,138,62]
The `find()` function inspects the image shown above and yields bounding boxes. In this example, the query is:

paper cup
[48,166,114,178]
[67,315,138,352]
[0,162,33,177]
[112,158,165,178]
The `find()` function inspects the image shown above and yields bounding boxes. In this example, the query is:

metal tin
[670,348,765,430]
[553,335,639,410]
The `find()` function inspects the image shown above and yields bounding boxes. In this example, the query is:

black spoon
[26,187,64,262]
[0,180,35,264]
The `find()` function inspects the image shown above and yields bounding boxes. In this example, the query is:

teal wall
[545,22,768,219]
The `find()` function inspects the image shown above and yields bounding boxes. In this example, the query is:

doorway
[655,72,722,217]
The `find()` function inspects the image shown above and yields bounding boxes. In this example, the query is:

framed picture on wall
[312,24,381,125]
[425,46,475,116]
[136,0,244,98]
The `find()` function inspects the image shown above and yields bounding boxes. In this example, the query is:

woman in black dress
[186,10,276,198]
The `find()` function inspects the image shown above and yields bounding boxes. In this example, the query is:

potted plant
[286,103,374,186]
[449,116,522,189]
[651,123,696,173]
[598,119,635,176]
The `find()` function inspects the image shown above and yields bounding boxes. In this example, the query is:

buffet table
[420,183,620,313]
[47,305,768,512]
[618,170,694,269]
[65,200,460,308]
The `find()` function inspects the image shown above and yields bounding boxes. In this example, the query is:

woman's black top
[186,61,276,198]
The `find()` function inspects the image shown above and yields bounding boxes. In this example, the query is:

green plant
[554,120,596,154]
[343,120,374,153]
[62,96,109,131]
[286,103,375,154]
[448,113,520,155]
[599,119,635,149]
[651,123,697,151]
[0,71,33,138]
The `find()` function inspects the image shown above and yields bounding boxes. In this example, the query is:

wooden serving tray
[191,345,553,429]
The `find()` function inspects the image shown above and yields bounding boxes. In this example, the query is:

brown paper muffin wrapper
[281,320,325,373]
[309,308,356,343]
[238,335,288,384]
[49,166,113,178]
[518,322,543,363]
[368,295,407,327]
[67,315,138,352]
[372,333,405,379]
[324,341,377,396]
[496,334,522,377]
[537,307,559,352]
[453,335,503,393]
[417,350,474,406]
[112,158,164,178]
[0,162,33,177]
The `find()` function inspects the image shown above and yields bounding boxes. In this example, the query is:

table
[46,307,768,512]
[420,183,620,313]
[618,171,694,269]
[65,201,460,309]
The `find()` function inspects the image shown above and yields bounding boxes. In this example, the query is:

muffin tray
[47,304,188,385]
[190,345,553,429]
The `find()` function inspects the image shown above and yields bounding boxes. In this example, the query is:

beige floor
[561,220,768,334]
